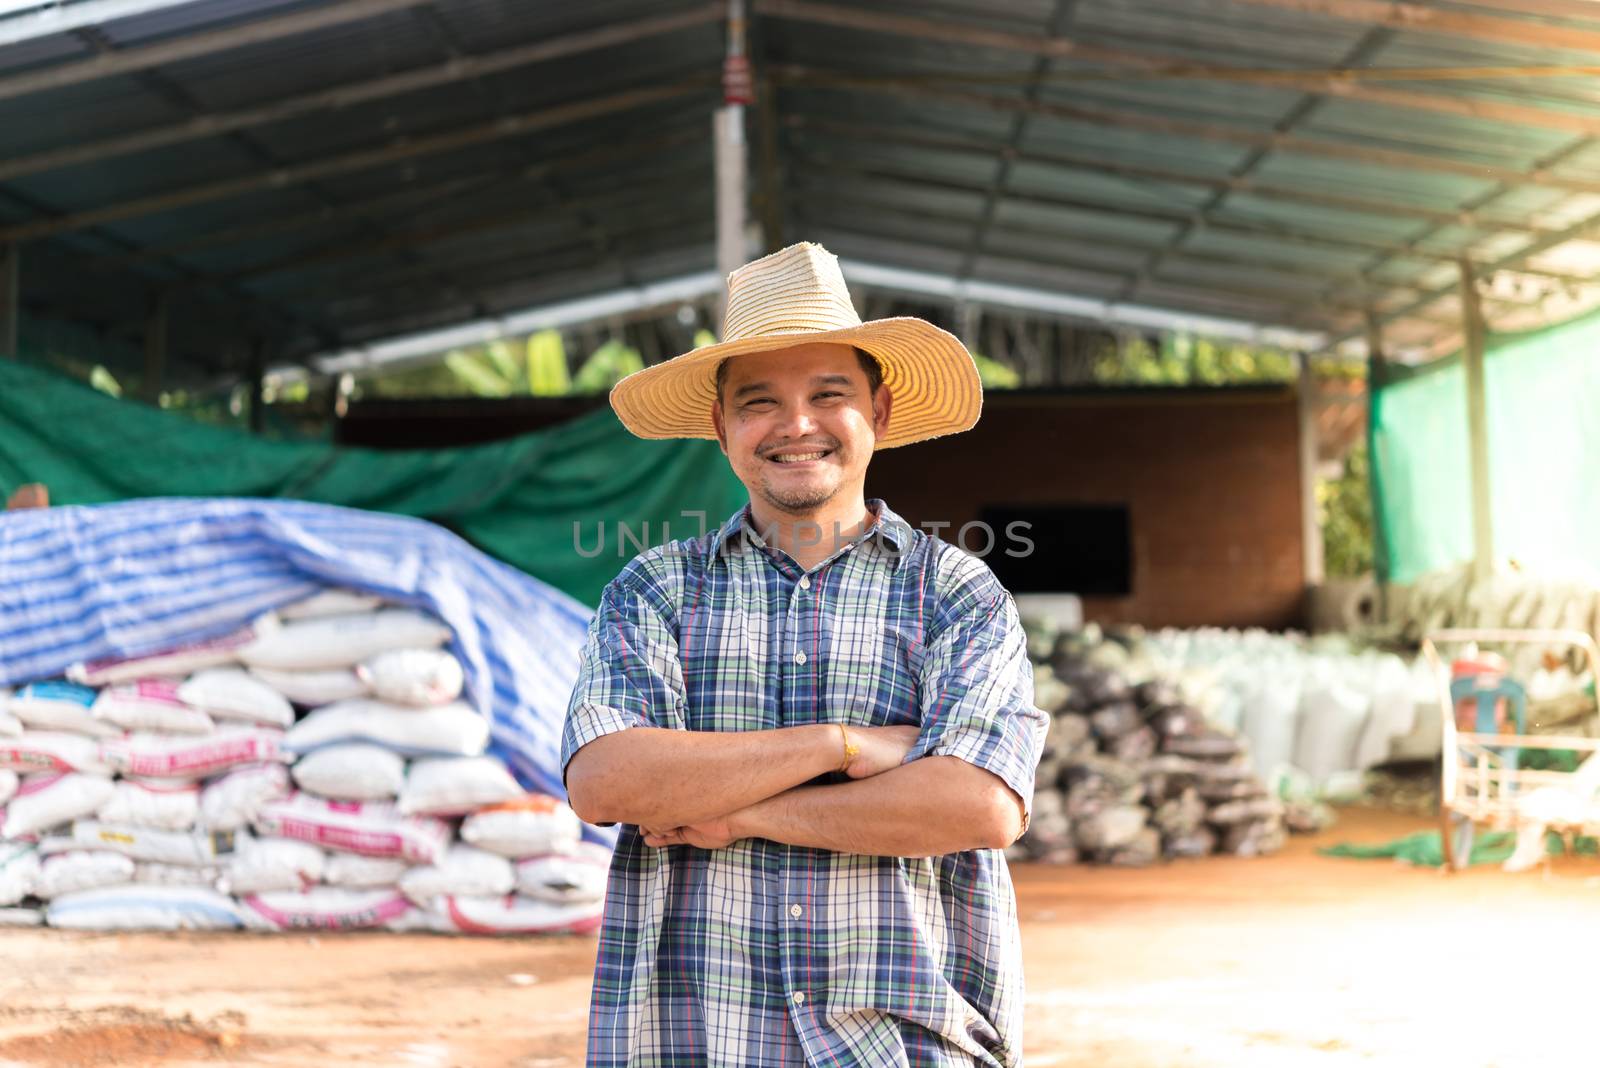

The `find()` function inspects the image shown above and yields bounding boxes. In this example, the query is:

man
[563,242,1047,1067]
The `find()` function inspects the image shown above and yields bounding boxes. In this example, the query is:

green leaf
[526,330,571,396]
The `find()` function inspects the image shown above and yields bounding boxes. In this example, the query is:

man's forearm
[728,756,1024,857]
[566,725,843,828]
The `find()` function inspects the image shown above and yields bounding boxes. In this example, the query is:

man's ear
[872,385,892,439]
[711,400,728,455]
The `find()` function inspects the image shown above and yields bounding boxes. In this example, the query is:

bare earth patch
[0,808,1592,1067]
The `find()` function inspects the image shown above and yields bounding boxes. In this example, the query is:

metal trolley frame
[1420,628,1600,871]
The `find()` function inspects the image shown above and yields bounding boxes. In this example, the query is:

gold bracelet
[837,723,859,773]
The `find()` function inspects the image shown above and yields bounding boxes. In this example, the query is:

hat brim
[608,317,982,449]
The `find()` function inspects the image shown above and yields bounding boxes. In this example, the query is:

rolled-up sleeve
[561,567,687,783]
[908,555,1047,824]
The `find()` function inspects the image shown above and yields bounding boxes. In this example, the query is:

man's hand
[842,724,919,779]
[641,814,737,850]
[639,723,921,850]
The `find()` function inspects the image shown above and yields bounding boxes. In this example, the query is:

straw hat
[609,242,982,449]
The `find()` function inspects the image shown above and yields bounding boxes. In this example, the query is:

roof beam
[757,0,1600,137]
[0,3,722,183]
[798,154,1594,283]
[0,0,432,104]
[1225,0,1600,57]
[774,66,1600,198]
[789,116,1567,241]
[0,82,708,243]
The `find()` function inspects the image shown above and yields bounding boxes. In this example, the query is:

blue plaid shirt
[562,501,1045,1067]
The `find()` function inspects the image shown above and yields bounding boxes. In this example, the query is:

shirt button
[799,575,810,590]
[792,991,806,1006]
[789,903,803,919]
[795,650,807,665]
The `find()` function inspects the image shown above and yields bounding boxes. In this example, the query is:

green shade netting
[0,360,747,607]
[1371,305,1600,585]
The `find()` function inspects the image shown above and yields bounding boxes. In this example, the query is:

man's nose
[773,402,820,438]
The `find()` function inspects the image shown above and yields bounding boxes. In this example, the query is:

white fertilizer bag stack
[0,588,607,935]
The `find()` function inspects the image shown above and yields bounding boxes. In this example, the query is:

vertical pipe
[1457,258,1494,582]
[0,242,18,359]
[1297,351,1326,588]
[1364,309,1388,621]
[757,72,782,254]
[714,0,750,325]
[248,338,266,435]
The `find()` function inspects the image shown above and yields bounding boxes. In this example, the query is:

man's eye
[815,391,842,400]
[742,398,775,410]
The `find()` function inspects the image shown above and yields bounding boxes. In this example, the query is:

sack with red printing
[0,732,111,776]
[251,793,450,864]
[240,887,414,931]
[1,772,115,839]
[9,682,118,738]
[102,727,288,780]
[68,616,279,687]
[431,894,604,936]
[515,842,612,904]
[197,764,290,831]
[92,680,215,735]
[97,778,201,831]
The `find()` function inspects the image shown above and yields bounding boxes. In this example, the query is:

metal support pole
[1297,351,1326,587]
[1458,258,1495,581]
[247,339,267,435]
[714,0,751,325]
[756,73,783,253]
[1364,308,1388,620]
[0,242,18,359]
[142,292,169,402]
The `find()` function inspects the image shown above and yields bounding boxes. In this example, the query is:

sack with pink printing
[430,894,604,936]
[68,616,279,687]
[97,778,201,831]
[1,772,116,839]
[0,732,111,776]
[251,793,450,864]
[240,887,414,931]
[92,680,215,735]
[101,727,288,780]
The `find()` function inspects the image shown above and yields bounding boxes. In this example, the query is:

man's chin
[757,479,838,515]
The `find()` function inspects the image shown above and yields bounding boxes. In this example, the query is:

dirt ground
[0,807,1596,1068]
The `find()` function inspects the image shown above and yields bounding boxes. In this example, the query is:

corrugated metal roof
[2,0,1598,386]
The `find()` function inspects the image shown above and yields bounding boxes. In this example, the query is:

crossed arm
[564,724,1026,858]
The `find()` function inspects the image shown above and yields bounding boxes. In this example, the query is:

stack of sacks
[0,588,606,934]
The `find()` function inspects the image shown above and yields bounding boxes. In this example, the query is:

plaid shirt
[562,500,1045,1067]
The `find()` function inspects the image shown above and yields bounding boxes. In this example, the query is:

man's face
[712,342,891,516]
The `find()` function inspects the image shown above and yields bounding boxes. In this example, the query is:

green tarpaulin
[0,361,747,607]
[1371,306,1600,585]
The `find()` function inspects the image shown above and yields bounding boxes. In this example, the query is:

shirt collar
[714,498,914,559]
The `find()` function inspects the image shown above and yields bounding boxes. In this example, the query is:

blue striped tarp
[0,498,601,834]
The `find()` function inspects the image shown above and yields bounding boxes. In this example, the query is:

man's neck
[748,496,874,571]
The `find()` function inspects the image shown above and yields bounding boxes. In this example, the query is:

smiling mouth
[767,449,832,464]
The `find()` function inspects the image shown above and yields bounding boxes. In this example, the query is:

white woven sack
[48,885,245,930]
[35,850,135,899]
[399,756,521,816]
[291,744,406,802]
[323,852,407,889]
[68,616,278,686]
[239,609,450,671]
[9,682,118,737]
[358,649,464,707]
[245,666,370,706]
[398,845,514,905]
[223,835,324,895]
[2,772,115,839]
[276,589,385,621]
[0,732,110,776]
[177,669,294,727]
[285,700,487,758]
[102,727,288,780]
[197,764,291,831]
[92,680,215,735]
[97,779,201,832]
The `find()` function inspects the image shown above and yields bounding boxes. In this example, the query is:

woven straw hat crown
[608,242,982,449]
